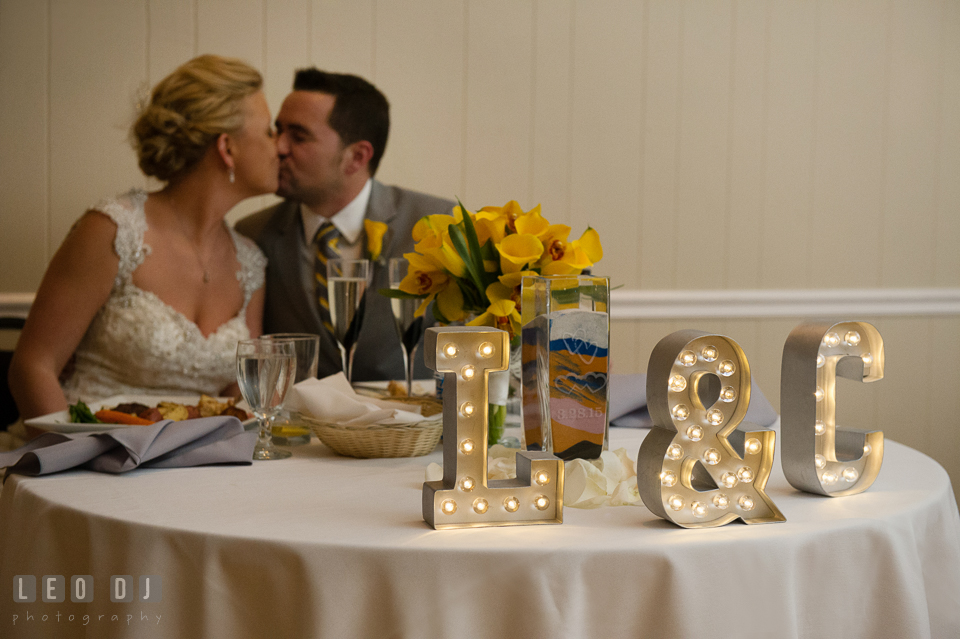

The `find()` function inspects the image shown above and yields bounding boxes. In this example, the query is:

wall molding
[4,289,960,322]
[610,288,960,320]
[0,293,34,320]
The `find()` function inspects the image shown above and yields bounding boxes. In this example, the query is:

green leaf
[377,287,424,300]
[448,224,486,297]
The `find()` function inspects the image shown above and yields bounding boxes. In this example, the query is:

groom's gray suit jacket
[235,180,454,382]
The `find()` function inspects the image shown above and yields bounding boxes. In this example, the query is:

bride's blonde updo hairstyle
[132,54,263,182]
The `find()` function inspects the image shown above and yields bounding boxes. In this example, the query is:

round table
[1,427,958,639]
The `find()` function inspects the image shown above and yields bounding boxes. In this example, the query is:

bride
[10,55,277,420]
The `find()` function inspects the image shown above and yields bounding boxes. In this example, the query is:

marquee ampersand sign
[781,321,884,496]
[637,330,785,528]
[422,326,564,529]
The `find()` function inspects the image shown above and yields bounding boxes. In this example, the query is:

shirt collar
[301,179,373,245]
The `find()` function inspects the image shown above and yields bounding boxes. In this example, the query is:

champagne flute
[326,258,370,382]
[236,339,297,460]
[388,257,424,396]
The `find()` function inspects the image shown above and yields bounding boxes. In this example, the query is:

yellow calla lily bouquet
[389,199,603,339]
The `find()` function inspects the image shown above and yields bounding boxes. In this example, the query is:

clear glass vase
[519,274,611,460]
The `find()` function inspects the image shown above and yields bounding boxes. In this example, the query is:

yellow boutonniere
[364,219,388,262]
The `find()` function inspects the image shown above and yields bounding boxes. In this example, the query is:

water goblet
[326,258,370,382]
[236,338,297,460]
[261,333,320,446]
[388,257,424,396]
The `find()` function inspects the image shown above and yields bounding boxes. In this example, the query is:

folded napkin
[0,416,256,480]
[609,373,779,429]
[287,373,427,426]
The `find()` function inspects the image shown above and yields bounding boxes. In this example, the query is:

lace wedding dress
[60,189,267,402]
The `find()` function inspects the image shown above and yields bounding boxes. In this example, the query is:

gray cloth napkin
[0,416,256,480]
[609,373,779,429]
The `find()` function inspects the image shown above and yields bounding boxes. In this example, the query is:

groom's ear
[216,133,235,171]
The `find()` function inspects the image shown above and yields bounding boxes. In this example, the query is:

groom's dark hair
[293,68,390,175]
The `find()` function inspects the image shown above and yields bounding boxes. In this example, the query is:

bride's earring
[229,169,235,184]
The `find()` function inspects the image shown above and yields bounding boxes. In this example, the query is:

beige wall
[1,1,959,496]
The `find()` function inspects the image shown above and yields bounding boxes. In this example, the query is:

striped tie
[314,221,342,333]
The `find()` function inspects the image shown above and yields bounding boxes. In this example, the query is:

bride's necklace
[186,227,222,285]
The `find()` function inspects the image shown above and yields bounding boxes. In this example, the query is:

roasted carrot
[94,409,155,425]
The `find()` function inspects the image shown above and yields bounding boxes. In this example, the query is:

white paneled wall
[1,0,959,495]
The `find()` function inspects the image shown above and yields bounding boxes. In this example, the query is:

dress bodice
[61,189,266,402]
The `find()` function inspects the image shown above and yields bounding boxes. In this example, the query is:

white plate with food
[25,394,255,433]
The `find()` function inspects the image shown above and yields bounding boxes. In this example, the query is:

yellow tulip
[514,205,548,237]
[435,282,467,323]
[467,282,522,337]
[399,252,449,297]
[363,219,388,261]
[497,233,544,274]
[538,226,603,275]
[418,230,466,278]
[412,214,456,243]
[498,270,538,289]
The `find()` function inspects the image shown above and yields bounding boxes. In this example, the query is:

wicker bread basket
[305,396,443,458]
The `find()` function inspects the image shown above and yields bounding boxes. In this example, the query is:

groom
[236,69,454,381]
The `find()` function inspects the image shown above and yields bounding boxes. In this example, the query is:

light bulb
[460,365,476,380]
[669,375,687,392]
[478,342,495,357]
[701,345,719,362]
[503,497,520,512]
[443,343,459,358]
[816,353,825,368]
[460,402,476,417]
[713,493,730,509]
[459,476,475,492]
[671,404,690,421]
[815,454,826,469]
[691,501,707,518]
[823,332,840,348]
[738,495,755,511]
[706,409,724,426]
[441,499,457,514]
[736,466,755,483]
[745,438,762,455]
[814,387,824,402]
[702,448,721,465]
[862,353,873,366]
[459,439,475,454]
[660,470,678,487]
[686,425,704,441]
[534,495,550,511]
[720,386,737,402]
[844,330,861,346]
[814,420,825,435]
[863,443,872,456]
[842,467,859,482]
[821,471,838,485]
[720,471,738,488]
[717,360,736,377]
[535,471,550,486]
[473,498,489,514]
[678,350,697,366]
[668,495,685,511]
[666,444,684,460]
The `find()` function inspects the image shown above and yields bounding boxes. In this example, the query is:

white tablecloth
[1,427,959,639]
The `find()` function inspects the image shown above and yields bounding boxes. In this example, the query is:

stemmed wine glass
[388,257,424,396]
[326,258,370,382]
[236,338,297,460]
